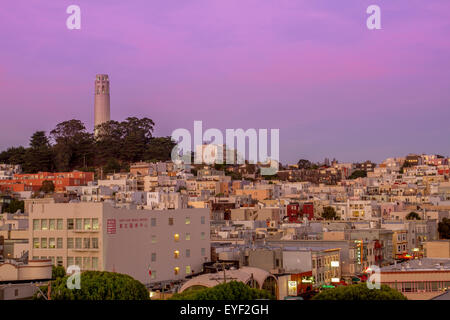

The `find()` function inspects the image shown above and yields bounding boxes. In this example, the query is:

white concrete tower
[94,74,111,131]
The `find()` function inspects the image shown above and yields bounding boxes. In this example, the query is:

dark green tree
[438,218,450,239]
[297,159,312,169]
[0,146,27,165]
[33,271,149,300]
[322,206,338,220]
[120,117,155,163]
[349,170,367,179]
[170,281,275,300]
[312,283,407,300]
[52,265,66,279]
[2,199,24,213]
[144,136,176,162]
[50,120,94,171]
[40,180,55,194]
[23,131,54,173]
[406,212,421,220]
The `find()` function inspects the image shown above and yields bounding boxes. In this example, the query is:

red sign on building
[107,219,116,234]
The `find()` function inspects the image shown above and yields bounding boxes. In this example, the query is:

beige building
[28,202,210,284]
[424,240,450,258]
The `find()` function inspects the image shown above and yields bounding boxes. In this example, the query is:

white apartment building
[28,202,210,284]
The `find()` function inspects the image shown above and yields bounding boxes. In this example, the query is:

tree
[438,218,450,239]
[144,136,176,162]
[322,206,338,220]
[349,170,367,179]
[120,117,155,162]
[406,212,421,220]
[52,265,66,279]
[40,180,55,194]
[312,283,407,300]
[170,281,275,300]
[23,131,54,173]
[297,159,312,169]
[50,120,94,171]
[2,199,24,213]
[33,271,149,300]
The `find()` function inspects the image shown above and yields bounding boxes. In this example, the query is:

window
[84,219,91,230]
[49,238,56,249]
[33,219,40,230]
[174,267,180,275]
[151,271,156,280]
[57,238,63,249]
[83,257,91,270]
[185,233,191,241]
[49,219,55,230]
[75,257,82,267]
[92,238,98,249]
[14,289,19,297]
[169,218,174,226]
[41,238,47,249]
[67,238,74,249]
[186,249,190,258]
[33,238,40,248]
[67,257,74,268]
[174,250,180,259]
[92,257,99,270]
[75,238,82,249]
[75,219,82,230]
[57,219,63,230]
[50,257,55,265]
[185,217,190,225]
[174,234,180,242]
[201,248,206,256]
[92,218,99,230]
[151,218,156,227]
[151,253,156,262]
[201,232,205,240]
[67,219,74,230]
[186,266,191,274]
[41,219,48,230]
[83,238,90,249]
[151,235,157,244]
[57,256,63,267]
[201,216,205,224]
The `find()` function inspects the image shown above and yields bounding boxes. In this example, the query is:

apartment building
[28,202,210,284]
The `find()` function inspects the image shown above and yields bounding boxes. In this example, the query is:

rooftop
[381,258,450,272]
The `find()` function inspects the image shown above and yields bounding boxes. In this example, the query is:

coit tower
[94,74,111,132]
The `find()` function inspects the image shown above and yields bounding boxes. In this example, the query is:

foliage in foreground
[33,271,149,300]
[312,283,407,300]
[170,281,275,300]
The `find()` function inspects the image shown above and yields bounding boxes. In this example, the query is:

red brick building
[0,171,94,193]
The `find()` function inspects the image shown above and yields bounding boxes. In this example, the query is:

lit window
[185,217,190,225]
[174,234,180,242]
[185,233,191,241]
[174,267,180,275]
[41,219,48,230]
[174,250,180,259]
[49,238,56,249]
[33,238,40,248]
[186,266,191,274]
[92,218,99,230]
[49,219,55,230]
[84,219,91,230]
